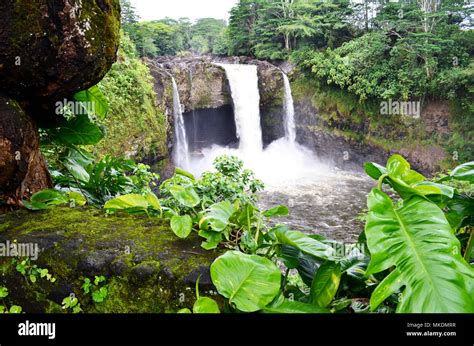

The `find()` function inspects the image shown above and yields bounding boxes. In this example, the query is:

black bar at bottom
[0,314,472,345]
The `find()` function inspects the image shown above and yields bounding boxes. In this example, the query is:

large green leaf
[31,189,69,205]
[144,192,161,212]
[445,193,474,230]
[193,297,220,314]
[74,86,109,119]
[279,244,323,286]
[199,201,235,232]
[275,228,334,260]
[104,194,149,213]
[365,188,474,313]
[198,230,223,250]
[365,155,454,199]
[363,162,387,180]
[171,215,193,239]
[263,295,328,313]
[170,186,201,208]
[340,250,369,281]
[23,189,69,210]
[67,191,87,206]
[210,251,281,312]
[263,205,289,218]
[175,167,196,182]
[449,162,474,183]
[49,114,104,146]
[309,261,341,307]
[63,157,90,182]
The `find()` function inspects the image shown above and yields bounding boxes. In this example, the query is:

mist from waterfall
[187,63,331,186]
[171,77,190,170]
[282,73,296,143]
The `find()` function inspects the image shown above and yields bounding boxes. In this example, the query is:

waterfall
[217,64,263,154]
[282,73,296,143]
[190,63,329,185]
[171,77,190,169]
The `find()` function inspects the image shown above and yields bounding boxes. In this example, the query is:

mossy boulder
[0,208,222,313]
[0,0,121,125]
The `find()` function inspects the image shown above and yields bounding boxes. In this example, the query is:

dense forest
[0,0,473,322]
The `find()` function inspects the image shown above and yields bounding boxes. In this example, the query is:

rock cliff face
[0,0,121,205]
[147,56,286,147]
[0,0,121,124]
[291,76,451,175]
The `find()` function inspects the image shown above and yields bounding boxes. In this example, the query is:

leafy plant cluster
[105,155,268,250]
[1,258,111,314]
[14,258,57,285]
[206,156,474,314]
[32,65,160,209]
[60,276,110,314]
[0,287,22,314]
[61,276,109,314]
[103,152,473,313]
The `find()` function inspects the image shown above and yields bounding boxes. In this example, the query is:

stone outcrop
[0,96,52,205]
[0,208,221,313]
[0,0,121,205]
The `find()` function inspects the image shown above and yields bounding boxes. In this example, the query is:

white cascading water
[218,64,263,154]
[189,63,330,185]
[282,73,296,143]
[171,77,190,170]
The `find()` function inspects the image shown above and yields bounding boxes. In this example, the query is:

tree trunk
[284,33,291,51]
[0,95,52,207]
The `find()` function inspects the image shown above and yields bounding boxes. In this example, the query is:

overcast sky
[130,0,239,22]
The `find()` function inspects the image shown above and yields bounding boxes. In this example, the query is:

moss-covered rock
[151,56,231,112]
[0,0,121,125]
[0,208,221,313]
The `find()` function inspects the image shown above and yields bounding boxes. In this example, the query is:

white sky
[130,0,239,22]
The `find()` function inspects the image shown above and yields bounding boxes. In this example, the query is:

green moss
[11,1,43,47]
[81,0,121,59]
[95,32,169,161]
[0,207,220,313]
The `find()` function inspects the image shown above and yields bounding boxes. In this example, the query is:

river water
[257,170,374,242]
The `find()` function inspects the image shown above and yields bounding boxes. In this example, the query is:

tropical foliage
[99,154,474,313]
